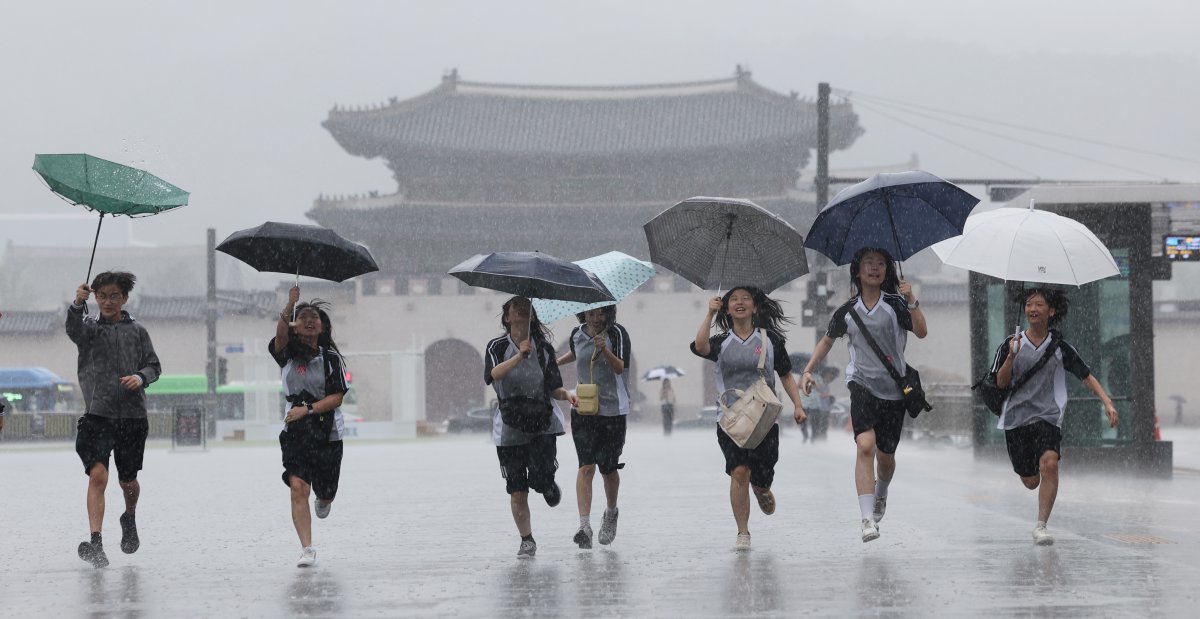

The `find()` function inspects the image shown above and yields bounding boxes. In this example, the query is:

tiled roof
[0,291,279,333]
[323,70,862,157]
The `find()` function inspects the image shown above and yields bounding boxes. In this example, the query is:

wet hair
[288,299,342,358]
[714,285,793,342]
[849,247,900,297]
[91,271,136,296]
[575,305,617,328]
[1015,287,1069,327]
[500,296,553,346]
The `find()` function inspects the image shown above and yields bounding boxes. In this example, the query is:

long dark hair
[288,299,342,359]
[500,296,553,347]
[1015,287,1069,327]
[714,285,792,342]
[849,247,901,297]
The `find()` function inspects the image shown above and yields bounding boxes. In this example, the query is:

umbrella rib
[1045,217,1083,284]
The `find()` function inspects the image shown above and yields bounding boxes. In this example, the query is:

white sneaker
[517,539,537,558]
[315,499,332,519]
[1033,524,1054,546]
[297,546,317,568]
[598,509,619,545]
[735,532,751,551]
[872,496,887,523]
[861,518,880,543]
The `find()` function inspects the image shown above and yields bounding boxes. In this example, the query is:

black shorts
[1005,420,1062,478]
[849,381,907,454]
[279,417,344,501]
[75,415,149,482]
[716,424,780,489]
[496,433,558,495]
[571,411,627,475]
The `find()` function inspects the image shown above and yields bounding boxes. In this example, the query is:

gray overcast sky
[2,0,1199,250]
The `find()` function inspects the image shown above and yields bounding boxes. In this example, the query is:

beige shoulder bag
[717,329,783,449]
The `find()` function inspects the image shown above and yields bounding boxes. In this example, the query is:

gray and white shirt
[990,331,1091,430]
[484,334,566,446]
[827,293,913,401]
[568,323,632,417]
[268,338,350,441]
[691,329,792,424]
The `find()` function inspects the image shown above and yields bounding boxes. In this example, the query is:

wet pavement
[2,424,1198,617]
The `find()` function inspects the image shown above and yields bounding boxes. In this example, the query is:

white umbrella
[930,200,1119,285]
[643,366,686,381]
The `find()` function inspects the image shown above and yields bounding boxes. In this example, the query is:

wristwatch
[306,403,314,415]
[910,298,921,309]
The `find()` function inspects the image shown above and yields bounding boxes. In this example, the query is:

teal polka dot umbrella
[532,251,656,324]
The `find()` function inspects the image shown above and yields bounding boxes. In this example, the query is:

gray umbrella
[643,196,809,293]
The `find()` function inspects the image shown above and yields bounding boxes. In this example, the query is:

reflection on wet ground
[3,428,1198,617]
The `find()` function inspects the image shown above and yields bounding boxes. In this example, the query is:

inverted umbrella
[33,153,189,282]
[642,365,686,381]
[643,196,809,293]
[448,251,615,304]
[216,221,379,283]
[531,251,656,323]
[804,171,978,275]
[930,200,1119,285]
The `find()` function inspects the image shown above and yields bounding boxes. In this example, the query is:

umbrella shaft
[85,213,106,285]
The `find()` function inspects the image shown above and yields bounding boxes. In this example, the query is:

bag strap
[588,341,599,384]
[847,306,908,393]
[756,329,769,372]
[1007,332,1061,393]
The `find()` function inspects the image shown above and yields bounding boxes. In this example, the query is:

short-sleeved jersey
[827,293,913,401]
[568,323,632,417]
[990,330,1091,430]
[268,338,350,441]
[484,334,566,446]
[691,329,791,423]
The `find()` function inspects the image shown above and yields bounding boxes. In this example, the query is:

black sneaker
[543,482,561,507]
[573,525,593,549]
[78,540,109,568]
[120,513,140,554]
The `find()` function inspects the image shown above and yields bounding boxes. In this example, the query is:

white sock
[858,495,876,520]
[580,515,591,528]
[875,478,892,499]
[605,507,618,518]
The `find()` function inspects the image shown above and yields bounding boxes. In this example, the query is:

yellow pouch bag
[576,347,600,415]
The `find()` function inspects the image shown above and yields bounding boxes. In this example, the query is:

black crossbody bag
[972,332,1060,416]
[848,309,932,418]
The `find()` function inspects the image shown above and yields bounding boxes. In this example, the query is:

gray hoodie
[65,305,162,419]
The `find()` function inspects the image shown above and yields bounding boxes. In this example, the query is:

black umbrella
[216,221,379,283]
[804,170,978,277]
[643,196,809,294]
[448,251,615,303]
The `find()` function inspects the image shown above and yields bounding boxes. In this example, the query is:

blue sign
[224,345,245,354]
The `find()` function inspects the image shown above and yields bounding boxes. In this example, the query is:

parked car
[445,404,497,434]
[673,405,720,430]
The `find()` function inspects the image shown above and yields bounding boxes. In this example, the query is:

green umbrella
[32,153,189,282]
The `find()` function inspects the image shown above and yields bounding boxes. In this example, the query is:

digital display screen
[1164,235,1200,260]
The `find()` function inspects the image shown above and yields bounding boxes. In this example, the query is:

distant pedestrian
[692,286,806,551]
[66,271,162,568]
[0,400,6,434]
[660,379,676,436]
[485,296,577,558]
[556,305,632,549]
[801,248,927,543]
[270,287,350,568]
[991,287,1118,545]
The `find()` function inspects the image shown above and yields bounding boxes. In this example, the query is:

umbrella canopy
[33,154,189,216]
[32,153,190,283]
[642,365,686,381]
[643,196,809,293]
[216,222,379,283]
[804,171,978,267]
[930,201,1119,286]
[448,251,616,303]
[531,251,656,323]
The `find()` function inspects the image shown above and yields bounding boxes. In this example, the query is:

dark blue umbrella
[448,251,616,303]
[804,171,979,274]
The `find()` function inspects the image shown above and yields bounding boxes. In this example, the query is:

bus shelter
[970,184,1200,477]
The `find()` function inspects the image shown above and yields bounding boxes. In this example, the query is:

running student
[485,296,577,558]
[692,286,806,551]
[992,287,1118,545]
[555,305,632,549]
[270,287,349,568]
[67,272,162,568]
[801,248,927,543]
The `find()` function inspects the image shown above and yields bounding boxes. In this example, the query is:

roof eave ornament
[442,67,460,91]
